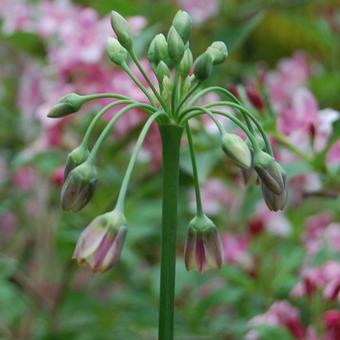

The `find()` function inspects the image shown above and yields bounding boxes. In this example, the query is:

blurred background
[0,0,340,339]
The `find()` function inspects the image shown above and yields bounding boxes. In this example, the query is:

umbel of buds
[184,215,223,272]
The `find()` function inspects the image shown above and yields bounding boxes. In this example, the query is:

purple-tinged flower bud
[156,61,170,84]
[110,11,133,50]
[222,133,252,169]
[73,209,127,272]
[47,93,84,118]
[61,161,97,212]
[261,176,288,211]
[207,41,228,65]
[167,26,185,64]
[64,145,90,180]
[254,150,285,195]
[193,52,213,81]
[105,38,128,66]
[179,48,193,77]
[184,215,223,273]
[172,10,192,43]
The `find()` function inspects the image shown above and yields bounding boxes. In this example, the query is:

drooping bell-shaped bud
[47,93,84,118]
[105,38,128,66]
[193,52,213,81]
[61,161,97,212]
[167,26,185,64]
[73,209,127,272]
[172,10,192,43]
[64,145,90,180]
[254,150,286,195]
[179,48,193,77]
[156,61,170,84]
[222,133,252,169]
[261,178,288,211]
[207,41,228,65]
[110,11,133,50]
[184,215,223,273]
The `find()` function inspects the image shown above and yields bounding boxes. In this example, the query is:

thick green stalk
[158,124,183,340]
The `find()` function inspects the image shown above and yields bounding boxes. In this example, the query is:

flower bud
[182,74,195,94]
[73,209,127,272]
[254,150,286,195]
[193,52,213,81]
[184,215,223,273]
[156,61,170,84]
[172,10,192,43]
[47,93,84,118]
[179,48,193,77]
[148,34,169,65]
[167,26,185,64]
[207,41,228,65]
[110,11,133,50]
[161,76,173,102]
[261,179,288,211]
[64,145,90,180]
[222,133,252,169]
[105,38,128,66]
[61,161,97,212]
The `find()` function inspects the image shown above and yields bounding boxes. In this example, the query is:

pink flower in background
[0,212,17,239]
[327,140,340,166]
[12,167,37,191]
[324,310,340,340]
[246,301,305,340]
[175,0,219,24]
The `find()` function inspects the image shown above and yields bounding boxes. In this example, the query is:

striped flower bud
[222,133,252,169]
[73,209,127,272]
[105,38,128,66]
[261,179,288,211]
[47,93,84,118]
[193,52,213,81]
[172,10,192,43]
[64,145,90,180]
[167,26,185,64]
[179,48,193,77]
[207,41,228,65]
[110,11,133,50]
[184,215,223,273]
[61,161,97,212]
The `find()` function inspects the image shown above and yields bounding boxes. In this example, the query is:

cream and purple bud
[61,161,97,212]
[261,176,288,211]
[105,38,128,66]
[47,93,84,118]
[167,26,185,64]
[254,150,286,194]
[184,215,223,273]
[64,145,90,180]
[207,41,228,65]
[222,133,252,169]
[172,10,192,43]
[73,209,127,272]
[179,48,193,77]
[110,11,133,50]
[193,52,213,81]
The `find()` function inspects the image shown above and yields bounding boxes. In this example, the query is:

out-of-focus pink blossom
[246,301,305,340]
[175,0,219,24]
[51,167,65,187]
[327,140,340,166]
[0,212,17,239]
[324,310,340,340]
[12,167,37,191]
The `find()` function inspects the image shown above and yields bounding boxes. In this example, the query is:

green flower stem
[115,110,165,211]
[81,100,133,148]
[87,103,155,162]
[84,93,132,101]
[121,62,158,107]
[175,81,200,115]
[185,85,255,135]
[129,50,168,112]
[205,101,273,156]
[158,124,183,340]
[185,123,204,217]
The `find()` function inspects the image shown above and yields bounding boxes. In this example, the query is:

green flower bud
[110,11,133,50]
[64,145,90,180]
[148,34,169,65]
[193,52,213,81]
[105,38,128,66]
[47,93,84,118]
[161,76,173,102]
[182,74,195,94]
[254,150,286,195]
[156,61,170,84]
[172,10,192,43]
[179,48,193,77]
[222,133,252,169]
[261,179,288,211]
[207,41,228,65]
[167,26,185,64]
[61,161,97,212]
